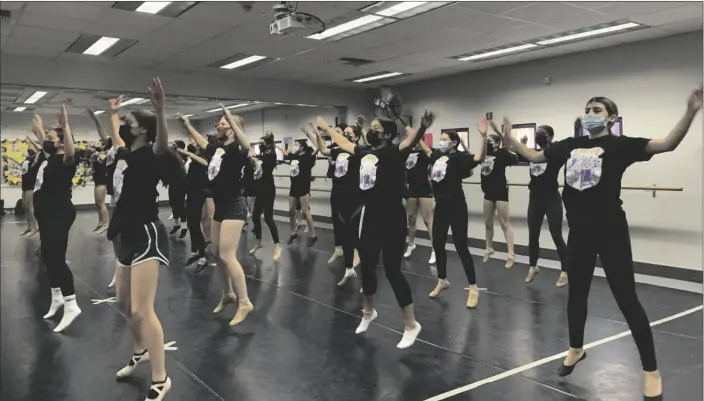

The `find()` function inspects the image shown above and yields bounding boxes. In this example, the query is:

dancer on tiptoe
[248,133,282,261]
[317,110,436,349]
[280,139,317,246]
[499,85,702,401]
[403,138,436,264]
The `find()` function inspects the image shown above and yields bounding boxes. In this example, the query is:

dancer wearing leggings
[35,105,81,333]
[480,131,518,268]
[304,123,362,286]
[184,104,254,326]
[321,124,346,262]
[3,141,41,237]
[317,110,435,349]
[249,133,281,260]
[91,145,109,234]
[420,121,486,307]
[524,125,568,287]
[403,142,435,264]
[281,139,317,246]
[242,148,257,231]
[176,141,210,270]
[501,85,702,401]
[167,141,188,238]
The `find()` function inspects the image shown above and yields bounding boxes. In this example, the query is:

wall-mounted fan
[372,87,410,127]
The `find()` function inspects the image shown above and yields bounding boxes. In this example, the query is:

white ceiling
[0,1,702,90]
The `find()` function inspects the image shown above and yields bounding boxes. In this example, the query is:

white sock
[43,288,64,319]
[355,309,377,334]
[397,322,422,349]
[108,274,116,288]
[403,243,416,258]
[337,268,357,286]
[428,251,436,264]
[54,295,81,333]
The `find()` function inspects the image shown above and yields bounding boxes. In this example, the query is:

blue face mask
[438,140,453,153]
[582,115,607,134]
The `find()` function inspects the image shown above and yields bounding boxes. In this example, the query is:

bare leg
[299,195,316,237]
[115,264,143,352]
[202,198,214,243]
[405,198,419,245]
[483,199,496,262]
[218,219,254,326]
[496,201,515,268]
[95,185,109,233]
[210,220,235,313]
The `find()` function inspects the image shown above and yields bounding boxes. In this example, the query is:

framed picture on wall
[581,117,623,136]
[423,133,433,148]
[441,127,469,151]
[274,140,284,161]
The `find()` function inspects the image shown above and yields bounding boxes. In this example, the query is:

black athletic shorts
[116,220,170,267]
[213,196,248,222]
[483,187,509,202]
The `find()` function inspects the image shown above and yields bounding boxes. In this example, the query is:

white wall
[395,31,703,271]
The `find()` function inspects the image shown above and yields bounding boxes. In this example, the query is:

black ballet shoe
[287,233,297,245]
[169,226,180,235]
[179,228,188,239]
[644,395,663,401]
[307,236,318,247]
[557,352,587,377]
[184,255,199,266]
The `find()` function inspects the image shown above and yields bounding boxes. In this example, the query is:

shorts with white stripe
[116,220,170,268]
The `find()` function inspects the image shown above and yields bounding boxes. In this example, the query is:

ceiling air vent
[338,57,374,67]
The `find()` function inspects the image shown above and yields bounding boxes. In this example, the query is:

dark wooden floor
[1,210,702,401]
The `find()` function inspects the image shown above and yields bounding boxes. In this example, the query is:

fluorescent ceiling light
[376,1,427,17]
[24,91,47,104]
[83,36,120,56]
[94,110,105,115]
[221,55,267,70]
[120,97,149,106]
[135,2,172,14]
[536,22,640,45]
[308,14,384,40]
[13,107,26,112]
[207,103,249,112]
[353,72,404,83]
[296,104,317,107]
[458,44,538,61]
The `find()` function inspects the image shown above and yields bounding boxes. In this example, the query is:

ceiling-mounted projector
[269,2,324,35]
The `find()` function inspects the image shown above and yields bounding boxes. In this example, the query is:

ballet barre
[272,175,682,198]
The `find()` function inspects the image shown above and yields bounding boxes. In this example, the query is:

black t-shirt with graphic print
[405,150,432,194]
[480,148,518,194]
[241,157,255,191]
[326,143,338,179]
[33,153,77,210]
[527,149,563,196]
[105,146,119,195]
[205,142,247,201]
[285,152,316,193]
[543,135,652,223]
[185,155,208,192]
[429,150,479,200]
[253,151,277,189]
[330,147,360,192]
[354,144,406,209]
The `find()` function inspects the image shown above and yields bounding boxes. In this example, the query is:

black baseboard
[273,210,703,284]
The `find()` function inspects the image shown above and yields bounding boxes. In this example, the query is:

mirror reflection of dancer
[184,104,255,326]
[280,139,317,246]
[317,110,435,349]
[3,130,42,236]
[90,140,110,234]
[418,121,487,307]
[403,135,435,264]
[34,106,81,333]
[167,141,188,238]
[241,147,257,232]
[88,108,122,288]
[303,122,362,285]
[501,85,702,401]
[523,125,568,287]
[248,133,282,260]
[480,129,518,268]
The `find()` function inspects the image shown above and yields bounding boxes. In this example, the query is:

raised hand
[421,110,436,127]
[477,118,488,136]
[687,83,703,112]
[501,117,513,139]
[108,95,123,113]
[177,113,190,125]
[32,114,43,132]
[148,77,165,110]
[315,116,330,131]
[300,126,308,134]
[60,104,69,127]
[356,114,366,127]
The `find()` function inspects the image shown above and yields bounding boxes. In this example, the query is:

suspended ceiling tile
[499,2,587,24]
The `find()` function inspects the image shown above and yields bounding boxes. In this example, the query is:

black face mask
[535,133,550,148]
[187,145,196,153]
[119,124,135,147]
[367,130,383,147]
[487,144,498,155]
[43,140,57,155]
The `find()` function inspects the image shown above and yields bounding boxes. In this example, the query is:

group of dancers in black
[20,75,701,401]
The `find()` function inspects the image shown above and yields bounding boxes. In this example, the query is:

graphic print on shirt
[106,147,116,167]
[405,153,418,170]
[240,165,246,179]
[290,160,300,177]
[334,153,351,178]
[113,160,127,201]
[253,160,263,180]
[207,148,225,181]
[481,155,495,176]
[530,162,547,177]
[33,160,48,192]
[431,156,449,182]
[565,147,604,191]
[359,154,379,191]
[185,158,191,173]
[21,160,29,175]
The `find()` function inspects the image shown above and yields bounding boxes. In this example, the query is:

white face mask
[438,140,454,153]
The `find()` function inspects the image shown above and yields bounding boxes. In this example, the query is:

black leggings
[332,187,361,268]
[527,191,567,269]
[253,185,279,243]
[432,198,476,285]
[567,211,656,372]
[359,203,412,307]
[169,184,187,223]
[186,190,207,255]
[37,205,77,296]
